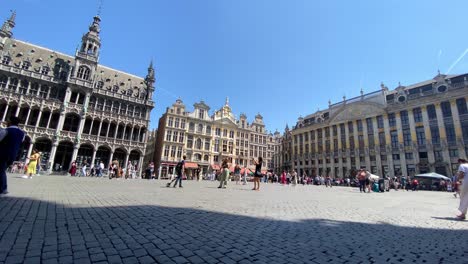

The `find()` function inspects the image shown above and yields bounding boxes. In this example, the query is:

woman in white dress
[456,159,468,220]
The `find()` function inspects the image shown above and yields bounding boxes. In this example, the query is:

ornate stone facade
[154,98,276,179]
[282,72,468,178]
[0,12,155,174]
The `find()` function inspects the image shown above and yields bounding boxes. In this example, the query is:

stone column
[353,121,360,169]
[407,109,419,173]
[90,149,97,168]
[48,141,59,173]
[27,141,34,159]
[362,118,371,170]
[124,153,130,170]
[71,144,79,165]
[15,106,20,117]
[24,108,31,126]
[421,106,435,170]
[383,114,394,177]
[395,112,406,176]
[122,125,127,140]
[2,104,9,122]
[89,119,94,135]
[372,118,382,176]
[56,88,72,133]
[435,103,450,170]
[109,150,114,167]
[138,155,144,178]
[46,112,53,129]
[97,121,103,138]
[35,109,43,128]
[336,124,343,178]
[130,126,135,141]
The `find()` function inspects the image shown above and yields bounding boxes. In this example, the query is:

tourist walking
[25,149,40,179]
[169,155,185,188]
[281,170,286,185]
[357,169,367,193]
[218,159,229,189]
[242,167,248,185]
[252,157,263,191]
[81,161,88,177]
[35,152,42,176]
[0,117,25,195]
[456,159,468,220]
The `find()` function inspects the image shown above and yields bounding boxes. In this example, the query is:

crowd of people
[68,160,143,180]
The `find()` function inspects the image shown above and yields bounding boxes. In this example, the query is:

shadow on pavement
[0,197,466,264]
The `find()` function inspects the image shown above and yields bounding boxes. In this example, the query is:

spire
[76,15,102,60]
[225,97,229,106]
[146,60,155,82]
[1,10,16,38]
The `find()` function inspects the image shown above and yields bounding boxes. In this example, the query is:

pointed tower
[145,60,156,101]
[72,15,101,82]
[0,11,16,51]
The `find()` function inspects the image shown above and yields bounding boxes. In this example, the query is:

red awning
[161,162,177,166]
[211,164,220,170]
[184,162,198,169]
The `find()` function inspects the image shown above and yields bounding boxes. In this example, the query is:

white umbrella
[414,172,450,181]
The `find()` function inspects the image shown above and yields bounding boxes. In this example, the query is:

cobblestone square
[0,175,467,264]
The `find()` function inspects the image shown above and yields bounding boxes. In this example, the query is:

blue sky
[4,0,468,132]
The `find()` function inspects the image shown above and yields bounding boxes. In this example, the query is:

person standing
[234,164,241,185]
[172,155,186,188]
[69,161,77,176]
[25,149,40,179]
[0,116,25,194]
[242,166,248,185]
[456,159,468,220]
[218,159,229,189]
[252,157,263,191]
[35,152,42,176]
[281,170,286,185]
[292,170,298,185]
[357,169,367,193]
[81,161,88,177]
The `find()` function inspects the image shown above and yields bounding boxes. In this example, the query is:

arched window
[189,122,195,131]
[195,138,202,150]
[22,61,31,70]
[77,66,90,80]
[194,154,202,161]
[197,124,203,133]
[1,56,11,65]
[19,80,28,94]
[204,155,209,161]
[0,75,7,89]
[39,85,49,98]
[112,85,119,93]
[41,66,50,75]
[127,89,132,96]
[134,107,141,117]
[95,81,104,89]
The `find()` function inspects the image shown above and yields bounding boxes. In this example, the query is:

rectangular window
[174,118,180,128]
[180,119,186,129]
[199,109,204,119]
[378,132,386,146]
[400,110,409,126]
[413,108,422,123]
[445,124,456,143]
[214,139,219,152]
[166,130,172,141]
[405,153,413,160]
[368,134,375,147]
[205,140,210,151]
[348,122,354,133]
[434,150,443,161]
[164,146,170,157]
[456,98,468,115]
[170,146,176,158]
[392,154,400,160]
[357,120,363,132]
[430,126,440,144]
[388,113,396,127]
[187,135,193,148]
[358,135,364,148]
[416,126,425,145]
[441,101,452,118]
[177,147,182,158]
[377,115,384,129]
[427,105,437,120]
[449,149,458,158]
[179,132,184,143]
[172,131,178,142]
[391,131,399,148]
[366,118,373,133]
[403,129,411,146]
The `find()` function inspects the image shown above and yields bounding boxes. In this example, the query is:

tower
[0,11,15,51]
[72,15,101,82]
[145,60,156,100]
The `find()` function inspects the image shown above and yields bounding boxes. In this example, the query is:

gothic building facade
[154,98,277,178]
[0,12,155,174]
[284,72,468,178]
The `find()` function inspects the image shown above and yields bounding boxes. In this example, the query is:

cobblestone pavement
[0,175,467,264]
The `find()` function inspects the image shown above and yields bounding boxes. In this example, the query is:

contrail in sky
[158,86,179,100]
[447,48,468,74]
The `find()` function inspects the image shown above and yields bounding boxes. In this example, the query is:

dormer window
[95,81,104,89]
[77,66,90,80]
[112,85,119,92]
[127,89,132,96]
[41,66,50,75]
[22,61,31,70]
[1,56,11,65]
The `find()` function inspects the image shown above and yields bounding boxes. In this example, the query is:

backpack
[175,161,184,175]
